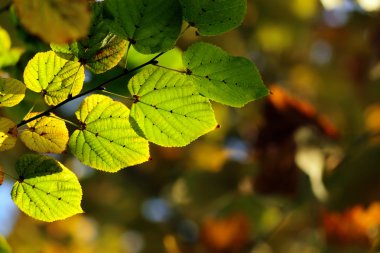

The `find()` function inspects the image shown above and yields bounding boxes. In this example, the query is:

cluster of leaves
[0,0,267,222]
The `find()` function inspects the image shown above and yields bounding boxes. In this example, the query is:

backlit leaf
[69,94,150,172]
[51,4,127,74]
[179,0,247,36]
[0,78,26,107]
[128,66,217,147]
[11,154,83,222]
[183,42,268,107]
[13,0,91,43]
[104,0,182,54]
[23,51,85,106]
[20,112,69,154]
[0,117,17,152]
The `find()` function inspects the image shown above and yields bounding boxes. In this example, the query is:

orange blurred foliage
[323,202,380,245]
[201,213,250,253]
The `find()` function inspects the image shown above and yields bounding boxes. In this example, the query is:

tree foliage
[0,0,267,223]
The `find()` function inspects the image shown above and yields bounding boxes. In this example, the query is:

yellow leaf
[13,0,91,43]
[0,117,17,151]
[20,112,69,153]
[0,77,26,107]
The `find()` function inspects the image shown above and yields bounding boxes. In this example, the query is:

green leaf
[183,42,268,107]
[69,94,150,172]
[13,0,91,43]
[104,0,182,54]
[128,66,218,147]
[179,0,247,36]
[0,236,12,253]
[20,112,69,154]
[0,117,17,152]
[0,78,26,107]
[11,154,83,222]
[51,4,127,74]
[23,51,85,106]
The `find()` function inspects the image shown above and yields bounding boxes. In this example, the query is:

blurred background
[2,0,380,252]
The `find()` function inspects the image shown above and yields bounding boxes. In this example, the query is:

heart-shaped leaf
[0,77,26,107]
[0,117,17,152]
[11,154,83,222]
[20,112,69,154]
[23,51,85,106]
[69,94,150,172]
[183,42,268,107]
[129,66,218,147]
[179,0,247,36]
[104,0,182,54]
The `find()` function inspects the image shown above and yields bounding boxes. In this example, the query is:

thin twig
[17,52,164,128]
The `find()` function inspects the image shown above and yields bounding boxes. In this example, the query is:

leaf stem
[101,90,133,100]
[124,43,132,69]
[16,52,165,128]
[154,64,186,74]
[47,115,80,128]
[0,168,18,182]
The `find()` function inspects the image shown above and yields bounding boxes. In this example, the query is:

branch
[17,52,164,128]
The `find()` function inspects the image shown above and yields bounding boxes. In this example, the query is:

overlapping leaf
[23,51,85,106]
[13,0,91,43]
[104,0,182,54]
[183,42,268,107]
[20,112,69,154]
[51,4,127,74]
[0,78,26,107]
[11,154,83,222]
[69,94,150,172]
[0,117,17,151]
[128,66,217,147]
[179,0,247,36]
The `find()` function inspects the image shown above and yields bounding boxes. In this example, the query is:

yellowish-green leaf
[13,0,91,43]
[0,117,17,152]
[0,78,26,107]
[20,112,69,154]
[69,94,150,172]
[11,154,83,222]
[128,66,218,147]
[23,51,85,106]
